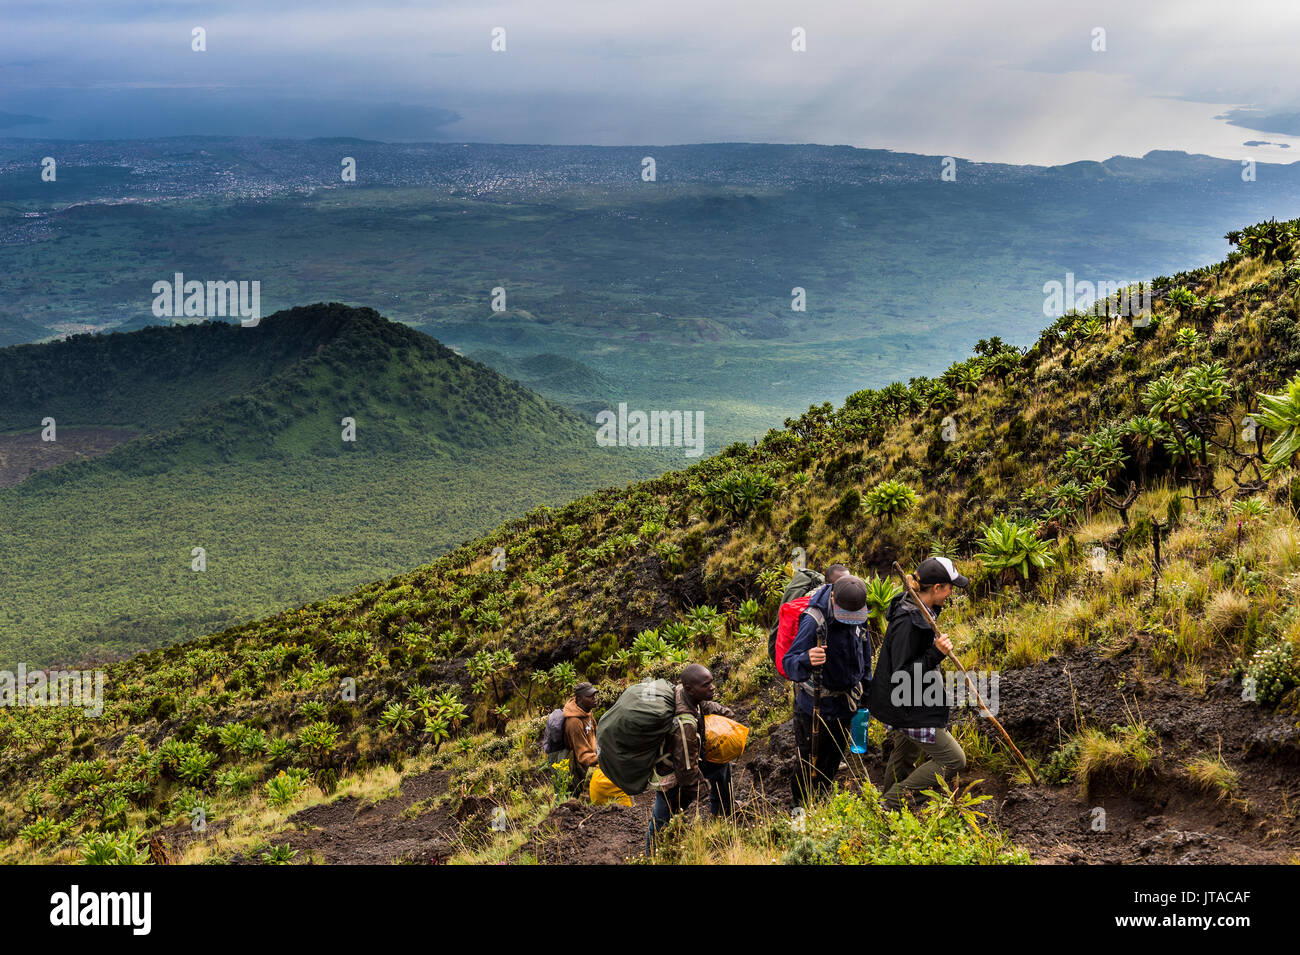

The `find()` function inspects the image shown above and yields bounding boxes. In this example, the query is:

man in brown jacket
[561,683,600,798]
[645,663,736,852]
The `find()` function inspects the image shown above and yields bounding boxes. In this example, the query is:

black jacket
[866,593,948,729]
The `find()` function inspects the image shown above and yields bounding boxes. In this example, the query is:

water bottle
[849,708,870,754]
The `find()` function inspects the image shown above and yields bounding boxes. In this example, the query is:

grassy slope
[0,304,668,665]
[3,222,1300,863]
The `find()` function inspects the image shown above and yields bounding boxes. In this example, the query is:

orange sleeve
[564,715,599,768]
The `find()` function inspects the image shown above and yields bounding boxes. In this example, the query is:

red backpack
[773,586,828,680]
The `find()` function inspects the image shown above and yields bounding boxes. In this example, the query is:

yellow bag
[589,766,633,806]
[703,714,749,764]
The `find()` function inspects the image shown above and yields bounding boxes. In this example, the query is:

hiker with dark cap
[768,563,849,665]
[782,574,873,807]
[645,663,736,851]
[560,683,600,799]
[869,556,969,812]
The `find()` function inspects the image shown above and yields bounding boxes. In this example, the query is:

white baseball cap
[917,556,970,588]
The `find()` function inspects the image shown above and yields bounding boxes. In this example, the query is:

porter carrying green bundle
[595,678,677,795]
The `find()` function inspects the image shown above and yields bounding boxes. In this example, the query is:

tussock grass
[953,720,1017,777]
[1075,720,1158,799]
[646,812,784,865]
[1076,513,1124,542]
[724,640,780,706]
[1186,753,1240,800]
[1205,589,1251,638]
[1258,524,1300,575]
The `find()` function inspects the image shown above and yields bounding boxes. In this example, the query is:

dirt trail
[235,647,1300,864]
[520,798,656,864]
[253,769,458,864]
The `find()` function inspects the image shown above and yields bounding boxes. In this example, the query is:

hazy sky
[4,0,1300,165]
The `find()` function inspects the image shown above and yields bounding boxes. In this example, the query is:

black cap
[917,556,970,588]
[830,575,870,624]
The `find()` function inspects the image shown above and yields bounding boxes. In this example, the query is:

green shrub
[703,470,777,519]
[98,794,130,832]
[170,789,213,827]
[1256,373,1300,472]
[216,722,252,753]
[785,781,1028,865]
[298,701,327,720]
[862,481,917,521]
[79,828,150,865]
[379,702,417,735]
[976,515,1056,583]
[575,632,620,679]
[828,488,862,525]
[266,737,292,764]
[788,513,813,545]
[215,768,254,794]
[296,720,340,761]
[263,769,309,808]
[19,816,69,846]
[1243,640,1299,706]
[863,576,903,633]
[175,750,218,785]
[1042,738,1082,785]
[260,843,298,864]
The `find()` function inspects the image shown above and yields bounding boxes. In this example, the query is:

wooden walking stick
[891,561,1040,785]
[809,624,824,766]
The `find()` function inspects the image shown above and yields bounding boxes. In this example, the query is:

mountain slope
[0,304,669,665]
[2,304,596,455]
[0,308,346,433]
[3,220,1300,864]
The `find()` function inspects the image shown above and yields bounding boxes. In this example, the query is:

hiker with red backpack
[868,557,969,812]
[768,563,849,666]
[781,574,873,808]
[542,683,600,798]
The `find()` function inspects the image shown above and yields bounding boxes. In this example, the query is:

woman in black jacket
[867,556,969,812]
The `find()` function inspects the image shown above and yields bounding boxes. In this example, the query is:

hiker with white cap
[868,556,969,812]
[782,573,874,807]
